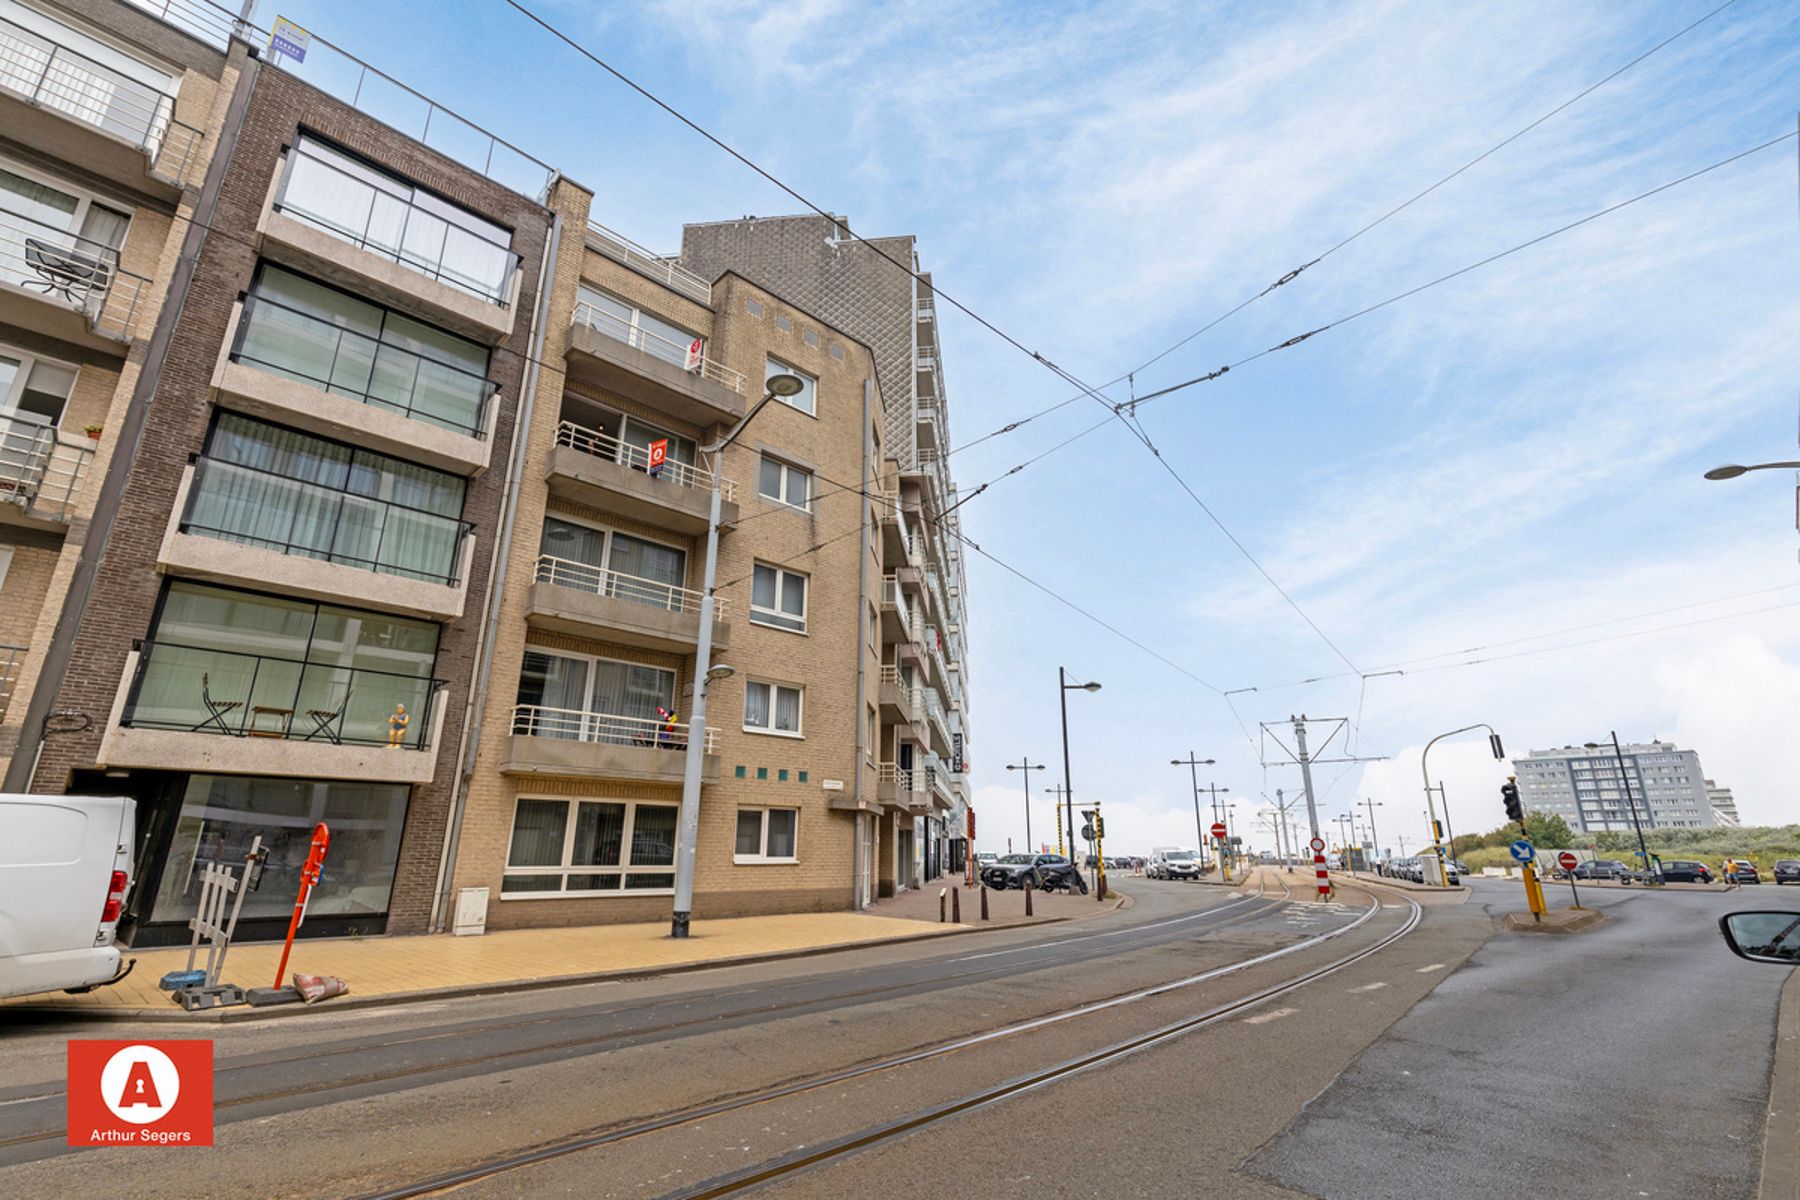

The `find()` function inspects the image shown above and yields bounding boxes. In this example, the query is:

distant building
[1511,742,1716,833]
[1705,780,1741,827]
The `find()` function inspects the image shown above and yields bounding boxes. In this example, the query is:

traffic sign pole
[1310,835,1329,899]
[1211,821,1230,885]
[1558,850,1582,909]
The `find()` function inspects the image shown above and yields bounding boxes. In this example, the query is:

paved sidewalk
[1,908,967,1019]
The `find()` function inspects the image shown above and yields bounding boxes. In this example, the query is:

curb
[2,915,1076,1025]
[1330,871,1468,896]
[1503,908,1607,934]
[1761,968,1800,1200]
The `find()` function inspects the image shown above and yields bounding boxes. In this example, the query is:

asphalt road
[1248,876,1800,1199]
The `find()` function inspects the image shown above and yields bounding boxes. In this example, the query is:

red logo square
[67,1040,213,1147]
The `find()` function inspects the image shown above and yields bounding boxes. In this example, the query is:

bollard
[951,886,962,923]
[1024,876,1034,917]
[938,887,946,923]
[980,885,989,921]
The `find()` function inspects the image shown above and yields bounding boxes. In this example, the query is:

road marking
[1243,1007,1297,1025]
[1350,981,1387,993]
[1415,962,1447,973]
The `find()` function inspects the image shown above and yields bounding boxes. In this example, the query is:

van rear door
[0,795,135,998]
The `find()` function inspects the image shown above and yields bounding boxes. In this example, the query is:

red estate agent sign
[1210,822,1228,840]
[647,438,668,476]
[67,1040,213,1146]
[1558,851,1579,871]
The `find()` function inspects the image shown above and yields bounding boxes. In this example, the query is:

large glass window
[183,412,468,584]
[502,797,678,894]
[512,649,679,746]
[235,265,494,436]
[147,775,409,930]
[0,159,130,298]
[0,1,176,152]
[573,284,703,369]
[276,134,516,304]
[537,517,691,611]
[125,581,440,747]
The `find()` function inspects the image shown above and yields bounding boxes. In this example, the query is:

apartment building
[1705,779,1741,827]
[1512,741,1717,833]
[5,0,555,946]
[434,186,894,928]
[0,0,238,774]
[680,215,974,894]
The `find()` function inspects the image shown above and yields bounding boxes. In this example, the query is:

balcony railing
[586,219,711,305]
[570,301,746,396]
[0,207,150,339]
[231,293,496,437]
[534,554,726,619]
[553,420,734,501]
[878,665,922,719]
[274,142,521,307]
[0,416,92,519]
[0,642,23,722]
[510,704,716,752]
[877,762,919,791]
[121,640,442,748]
[0,15,202,184]
[916,295,935,322]
[180,456,473,585]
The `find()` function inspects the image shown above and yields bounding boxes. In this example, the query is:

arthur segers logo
[67,1040,213,1146]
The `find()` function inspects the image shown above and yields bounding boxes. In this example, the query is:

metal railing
[510,703,716,753]
[878,665,922,719]
[0,15,202,184]
[0,416,92,519]
[553,420,734,500]
[570,302,746,395]
[232,292,496,437]
[916,295,935,321]
[180,456,473,585]
[586,219,711,305]
[274,143,521,306]
[121,0,238,48]
[121,640,442,748]
[0,207,151,339]
[534,554,725,619]
[0,642,23,722]
[876,762,920,792]
[907,529,930,564]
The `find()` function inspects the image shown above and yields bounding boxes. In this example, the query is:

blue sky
[244,0,1800,853]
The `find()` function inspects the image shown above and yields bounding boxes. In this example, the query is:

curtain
[507,799,566,868]
[736,811,761,856]
[766,810,796,858]
[607,533,686,608]
[572,802,625,868]
[515,652,588,739]
[774,686,800,733]
[629,805,677,867]
[285,152,379,245]
[744,682,770,729]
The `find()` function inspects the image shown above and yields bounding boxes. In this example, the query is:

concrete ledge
[1505,907,1607,934]
[1762,969,1800,1200]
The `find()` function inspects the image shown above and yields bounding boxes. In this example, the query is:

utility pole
[1005,758,1046,851]
[1360,797,1383,863]
[1170,753,1217,869]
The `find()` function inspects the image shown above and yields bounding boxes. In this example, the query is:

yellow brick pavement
[3,911,962,1015]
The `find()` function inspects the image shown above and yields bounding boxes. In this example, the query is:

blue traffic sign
[1509,839,1535,863]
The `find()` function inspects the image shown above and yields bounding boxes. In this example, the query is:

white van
[1148,846,1204,881]
[0,794,135,1000]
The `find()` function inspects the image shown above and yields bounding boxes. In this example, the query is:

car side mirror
[1720,912,1800,964]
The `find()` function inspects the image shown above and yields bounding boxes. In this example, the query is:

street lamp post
[1586,734,1656,882]
[1006,758,1046,851]
[1360,798,1383,863]
[1058,668,1101,872]
[671,373,805,939]
[1419,723,1505,888]
[1170,753,1216,867]
[1703,461,1800,479]
[1336,814,1356,874]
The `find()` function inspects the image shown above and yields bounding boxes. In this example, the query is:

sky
[234,0,1800,856]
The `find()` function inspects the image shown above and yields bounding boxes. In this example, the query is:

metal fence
[0,416,93,520]
[510,704,715,753]
[553,420,733,500]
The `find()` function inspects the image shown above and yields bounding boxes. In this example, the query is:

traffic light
[1501,778,1524,823]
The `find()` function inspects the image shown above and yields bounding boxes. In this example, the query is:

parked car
[1572,859,1631,881]
[1727,861,1762,885]
[980,853,1083,892]
[0,794,136,1000]
[974,852,998,866]
[1148,848,1203,881]
[1658,860,1714,884]
[1774,860,1800,885]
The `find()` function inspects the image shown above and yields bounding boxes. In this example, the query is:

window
[538,517,690,611]
[0,157,130,297]
[183,413,469,584]
[0,345,77,427]
[757,455,811,510]
[0,6,176,150]
[575,285,703,369]
[735,808,798,862]
[744,680,802,736]
[750,562,807,632]
[512,649,680,746]
[766,358,817,415]
[503,797,678,894]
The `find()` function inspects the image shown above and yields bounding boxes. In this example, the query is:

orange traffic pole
[273,824,330,990]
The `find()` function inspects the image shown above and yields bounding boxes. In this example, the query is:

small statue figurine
[387,703,409,748]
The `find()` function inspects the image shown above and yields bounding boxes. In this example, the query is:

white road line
[1416,962,1447,973]
[1350,982,1388,993]
[1243,1007,1297,1025]
[949,892,1264,962]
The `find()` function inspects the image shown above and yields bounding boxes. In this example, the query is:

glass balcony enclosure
[234,266,495,437]
[274,134,518,305]
[181,413,471,585]
[122,581,442,748]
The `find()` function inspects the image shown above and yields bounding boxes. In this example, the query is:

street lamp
[1703,461,1800,480]
[1584,733,1656,881]
[1335,814,1356,874]
[1058,668,1101,869]
[1006,758,1046,850]
[1420,723,1505,888]
[1170,753,1216,867]
[671,373,804,938]
[1360,798,1383,863]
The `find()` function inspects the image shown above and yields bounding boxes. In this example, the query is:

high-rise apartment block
[0,0,972,947]
[1705,780,1740,827]
[1511,741,1716,834]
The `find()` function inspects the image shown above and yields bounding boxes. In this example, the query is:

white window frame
[539,512,690,592]
[734,806,800,864]
[0,341,80,429]
[743,678,803,738]
[500,795,681,897]
[516,645,680,729]
[576,283,703,359]
[749,562,808,633]
[0,152,134,253]
[757,453,812,511]
[765,356,817,415]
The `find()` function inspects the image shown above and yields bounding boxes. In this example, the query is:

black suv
[1572,859,1631,881]
[981,853,1083,891]
[1775,860,1800,885]
[1659,860,1714,884]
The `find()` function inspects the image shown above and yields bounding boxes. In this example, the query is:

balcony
[260,142,521,342]
[565,302,745,429]
[0,641,22,722]
[546,420,736,535]
[0,14,203,197]
[526,554,731,653]
[877,491,909,563]
[879,575,921,645]
[162,458,474,621]
[875,762,928,814]
[916,399,942,451]
[0,208,150,352]
[0,417,93,529]
[877,664,921,727]
[215,294,496,475]
[586,219,711,305]
[100,641,446,785]
[501,705,718,785]
[923,688,952,754]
